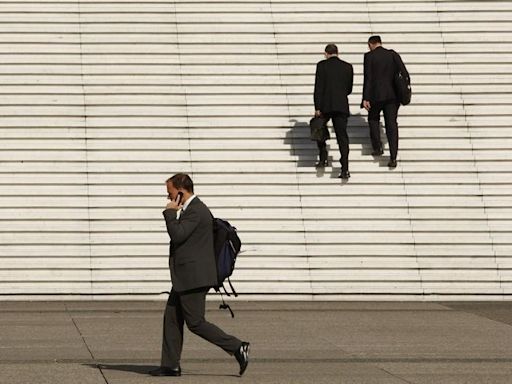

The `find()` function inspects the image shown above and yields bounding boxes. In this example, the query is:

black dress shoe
[338,171,351,179]
[388,159,397,168]
[315,160,328,168]
[149,366,181,376]
[235,341,250,376]
[372,148,384,156]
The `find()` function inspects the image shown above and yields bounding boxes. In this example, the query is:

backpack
[212,217,241,317]
[392,51,412,106]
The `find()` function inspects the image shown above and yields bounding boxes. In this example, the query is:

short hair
[166,173,194,193]
[324,44,338,55]
[368,35,382,45]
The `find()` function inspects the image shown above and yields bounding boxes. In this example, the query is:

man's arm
[347,64,354,96]
[314,62,323,113]
[163,208,201,245]
[362,52,372,110]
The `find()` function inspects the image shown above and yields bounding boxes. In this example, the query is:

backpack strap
[391,50,409,79]
[221,283,232,297]
[218,289,235,318]
[227,277,238,297]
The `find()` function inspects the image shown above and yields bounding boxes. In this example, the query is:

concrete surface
[0,301,511,383]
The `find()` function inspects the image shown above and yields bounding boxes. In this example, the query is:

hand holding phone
[166,191,184,211]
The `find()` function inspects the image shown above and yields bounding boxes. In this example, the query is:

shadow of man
[285,119,327,175]
[84,363,238,378]
[348,113,389,167]
[84,363,155,376]
[286,114,383,179]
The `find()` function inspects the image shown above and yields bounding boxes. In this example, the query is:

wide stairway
[1,0,511,300]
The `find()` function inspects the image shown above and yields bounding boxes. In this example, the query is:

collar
[181,195,196,212]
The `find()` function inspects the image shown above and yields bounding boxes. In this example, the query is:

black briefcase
[309,116,330,142]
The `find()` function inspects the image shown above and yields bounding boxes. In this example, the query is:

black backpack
[392,50,412,106]
[212,217,241,317]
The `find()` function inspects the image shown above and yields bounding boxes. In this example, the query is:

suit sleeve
[348,64,353,96]
[362,52,372,102]
[314,62,323,111]
[162,208,201,245]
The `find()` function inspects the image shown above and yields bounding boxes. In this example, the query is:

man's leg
[316,140,328,166]
[180,288,242,354]
[382,103,400,161]
[332,113,349,172]
[161,290,184,368]
[368,104,383,153]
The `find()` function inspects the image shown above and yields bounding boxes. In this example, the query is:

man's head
[166,173,194,203]
[324,44,338,59]
[368,35,382,51]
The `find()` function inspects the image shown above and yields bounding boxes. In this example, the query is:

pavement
[1,301,512,384]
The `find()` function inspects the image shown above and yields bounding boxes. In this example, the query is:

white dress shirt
[176,194,196,220]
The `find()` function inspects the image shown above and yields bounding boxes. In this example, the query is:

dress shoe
[338,171,351,179]
[234,341,250,376]
[149,366,181,376]
[372,148,384,156]
[388,159,397,168]
[315,160,328,168]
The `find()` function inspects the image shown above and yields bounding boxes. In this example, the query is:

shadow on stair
[285,113,383,178]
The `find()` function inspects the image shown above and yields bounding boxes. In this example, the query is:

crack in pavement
[65,303,110,384]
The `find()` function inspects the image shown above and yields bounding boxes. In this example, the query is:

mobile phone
[176,192,184,204]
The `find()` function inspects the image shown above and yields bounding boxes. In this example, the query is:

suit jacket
[314,56,354,115]
[362,46,409,104]
[163,197,218,293]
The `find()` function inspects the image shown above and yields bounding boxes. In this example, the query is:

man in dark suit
[150,173,250,377]
[361,35,409,168]
[314,43,354,179]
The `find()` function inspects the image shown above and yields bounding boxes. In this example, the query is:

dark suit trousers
[317,140,328,163]
[368,102,400,161]
[317,113,349,171]
[161,288,242,367]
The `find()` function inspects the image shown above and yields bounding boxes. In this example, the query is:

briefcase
[309,116,330,142]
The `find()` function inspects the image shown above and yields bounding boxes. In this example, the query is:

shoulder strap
[218,288,235,318]
[391,50,409,78]
[227,277,238,297]
[391,50,400,73]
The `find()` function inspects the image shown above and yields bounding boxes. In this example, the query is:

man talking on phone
[150,173,250,377]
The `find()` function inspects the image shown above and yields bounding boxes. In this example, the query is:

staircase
[1,0,511,299]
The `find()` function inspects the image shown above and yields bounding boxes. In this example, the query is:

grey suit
[163,197,217,292]
[160,196,242,368]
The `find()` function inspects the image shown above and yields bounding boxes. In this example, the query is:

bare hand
[166,197,183,211]
[363,100,371,111]
[315,110,322,117]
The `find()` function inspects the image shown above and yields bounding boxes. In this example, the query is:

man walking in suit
[150,173,250,377]
[314,43,354,179]
[362,35,409,168]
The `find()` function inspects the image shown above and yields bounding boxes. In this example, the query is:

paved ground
[1,301,512,383]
